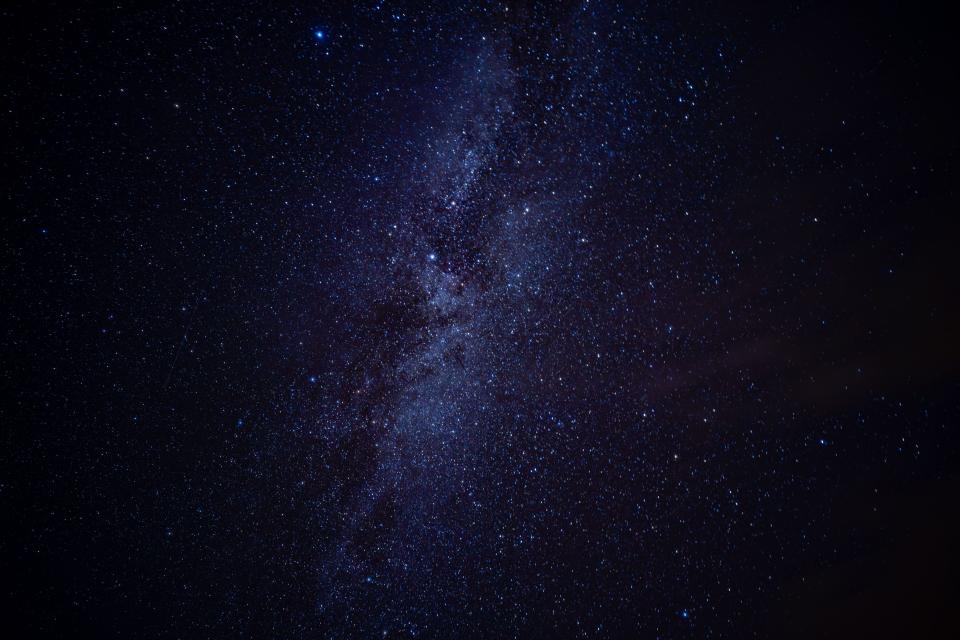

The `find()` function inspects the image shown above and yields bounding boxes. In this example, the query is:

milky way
[6,2,958,638]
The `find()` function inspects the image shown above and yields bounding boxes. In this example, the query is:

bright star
[314,30,325,40]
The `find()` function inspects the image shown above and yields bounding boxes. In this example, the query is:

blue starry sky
[4,1,958,638]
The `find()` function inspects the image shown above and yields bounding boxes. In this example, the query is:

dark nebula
[4,1,958,638]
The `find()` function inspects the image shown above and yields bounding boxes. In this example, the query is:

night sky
[4,1,959,637]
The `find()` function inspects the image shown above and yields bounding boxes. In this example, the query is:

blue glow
[314,30,325,40]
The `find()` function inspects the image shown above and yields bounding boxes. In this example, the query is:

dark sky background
[3,1,958,638]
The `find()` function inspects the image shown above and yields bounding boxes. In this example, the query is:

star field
[4,1,959,638]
